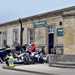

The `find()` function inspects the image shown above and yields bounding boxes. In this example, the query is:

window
[48,25,55,33]
[30,29,35,42]
[3,31,7,47]
[27,28,35,44]
[13,29,19,46]
[35,27,47,45]
[0,32,2,48]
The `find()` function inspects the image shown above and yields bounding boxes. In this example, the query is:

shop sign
[33,20,48,28]
[57,28,64,36]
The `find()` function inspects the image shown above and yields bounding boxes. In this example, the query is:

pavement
[0,64,44,75]
[3,64,53,75]
[3,63,75,75]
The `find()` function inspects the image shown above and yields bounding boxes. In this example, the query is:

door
[48,33,54,54]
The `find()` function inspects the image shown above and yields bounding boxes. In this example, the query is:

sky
[0,0,75,23]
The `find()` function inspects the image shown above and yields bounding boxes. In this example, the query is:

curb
[50,64,75,69]
[3,66,53,75]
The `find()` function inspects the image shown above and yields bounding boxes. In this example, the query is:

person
[0,57,3,63]
[21,44,27,53]
[15,43,21,51]
[8,54,15,67]
[5,54,10,66]
[31,42,36,52]
[5,53,15,67]
[26,44,32,54]
[22,44,27,51]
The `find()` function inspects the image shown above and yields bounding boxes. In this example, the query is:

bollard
[48,54,56,66]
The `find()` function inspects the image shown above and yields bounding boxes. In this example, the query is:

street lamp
[19,18,24,47]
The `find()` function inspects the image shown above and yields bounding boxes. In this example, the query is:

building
[0,6,75,56]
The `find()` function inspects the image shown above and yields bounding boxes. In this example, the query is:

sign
[33,20,48,28]
[57,28,64,36]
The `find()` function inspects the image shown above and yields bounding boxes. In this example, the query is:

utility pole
[19,18,23,47]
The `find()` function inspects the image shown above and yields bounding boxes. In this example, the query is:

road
[0,64,47,75]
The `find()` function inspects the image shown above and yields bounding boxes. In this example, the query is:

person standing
[31,42,36,52]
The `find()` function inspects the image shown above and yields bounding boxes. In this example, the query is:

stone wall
[63,16,75,55]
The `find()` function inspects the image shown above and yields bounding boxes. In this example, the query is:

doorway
[48,33,54,54]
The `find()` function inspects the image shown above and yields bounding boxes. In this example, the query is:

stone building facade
[0,6,75,55]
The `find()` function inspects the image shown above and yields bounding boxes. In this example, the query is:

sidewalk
[3,63,75,75]
[3,63,60,75]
